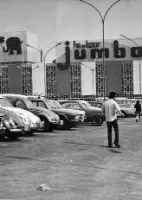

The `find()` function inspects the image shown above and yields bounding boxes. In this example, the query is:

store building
[44,38,142,99]
[0,31,44,95]
[1,31,142,100]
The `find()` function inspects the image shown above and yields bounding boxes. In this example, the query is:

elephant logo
[0,36,23,55]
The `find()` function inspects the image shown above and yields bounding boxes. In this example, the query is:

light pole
[27,43,61,97]
[120,34,142,98]
[81,61,96,95]
[32,65,39,71]
[79,0,120,99]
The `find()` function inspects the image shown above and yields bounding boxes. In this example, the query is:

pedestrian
[102,92,123,148]
[134,100,141,122]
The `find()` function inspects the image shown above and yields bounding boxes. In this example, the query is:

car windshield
[81,101,91,108]
[45,99,61,109]
[53,100,62,108]
[24,98,34,109]
[119,104,132,108]
[0,98,13,107]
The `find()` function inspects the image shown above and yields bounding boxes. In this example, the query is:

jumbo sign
[58,39,142,63]
[73,40,142,59]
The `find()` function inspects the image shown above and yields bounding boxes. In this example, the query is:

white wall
[32,62,45,96]
[81,61,96,95]
[26,32,40,63]
[133,60,142,94]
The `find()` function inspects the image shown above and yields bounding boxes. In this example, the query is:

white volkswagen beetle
[0,96,43,134]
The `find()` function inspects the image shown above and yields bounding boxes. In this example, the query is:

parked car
[115,97,130,105]
[0,96,44,135]
[89,101,103,109]
[2,94,60,132]
[80,100,103,110]
[59,100,105,126]
[0,110,25,140]
[119,104,136,117]
[95,97,108,103]
[28,96,85,130]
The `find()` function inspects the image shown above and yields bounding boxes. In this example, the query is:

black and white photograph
[0,0,142,199]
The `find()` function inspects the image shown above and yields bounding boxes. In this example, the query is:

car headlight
[48,116,59,122]
[75,115,80,120]
[4,117,17,129]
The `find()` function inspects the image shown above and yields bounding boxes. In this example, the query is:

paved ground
[0,118,142,200]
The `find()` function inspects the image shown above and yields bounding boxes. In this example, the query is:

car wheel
[62,119,71,130]
[57,119,71,130]
[121,110,127,118]
[0,129,6,140]
[91,116,103,126]
[6,135,19,140]
[26,130,35,136]
[40,117,51,132]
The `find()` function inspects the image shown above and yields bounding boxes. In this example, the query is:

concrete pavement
[0,118,142,200]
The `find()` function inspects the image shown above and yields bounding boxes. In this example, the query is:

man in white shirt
[102,92,123,148]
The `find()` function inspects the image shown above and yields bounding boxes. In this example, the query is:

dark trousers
[106,119,119,147]
[136,111,141,121]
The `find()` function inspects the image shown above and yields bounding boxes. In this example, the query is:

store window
[96,64,107,97]
[0,66,9,93]
[22,65,32,95]
[46,65,56,97]
[121,63,133,97]
[70,64,81,98]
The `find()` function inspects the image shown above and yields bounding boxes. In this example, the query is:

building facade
[0,32,141,100]
[45,38,142,99]
[0,31,41,95]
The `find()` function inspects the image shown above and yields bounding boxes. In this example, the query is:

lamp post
[32,65,39,71]
[120,34,142,99]
[27,43,61,97]
[79,0,120,99]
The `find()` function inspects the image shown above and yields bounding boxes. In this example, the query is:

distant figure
[102,92,123,148]
[134,100,141,122]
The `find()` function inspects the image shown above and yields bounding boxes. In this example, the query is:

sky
[0,0,142,62]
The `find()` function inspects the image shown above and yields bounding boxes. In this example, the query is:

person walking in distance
[134,100,141,122]
[102,92,123,148]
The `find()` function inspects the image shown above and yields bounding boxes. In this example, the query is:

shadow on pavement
[109,149,122,153]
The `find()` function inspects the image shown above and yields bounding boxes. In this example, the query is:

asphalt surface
[0,118,142,200]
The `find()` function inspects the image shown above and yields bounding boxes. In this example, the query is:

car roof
[30,98,44,102]
[1,93,28,99]
[0,95,7,99]
[59,100,81,103]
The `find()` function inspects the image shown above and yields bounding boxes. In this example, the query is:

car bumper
[24,124,31,132]
[51,121,60,125]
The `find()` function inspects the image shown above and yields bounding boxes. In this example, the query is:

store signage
[63,40,142,62]
[73,40,100,49]
[0,36,23,55]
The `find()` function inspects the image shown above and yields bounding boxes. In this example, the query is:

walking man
[102,92,123,148]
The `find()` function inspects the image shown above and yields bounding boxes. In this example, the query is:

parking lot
[0,118,142,200]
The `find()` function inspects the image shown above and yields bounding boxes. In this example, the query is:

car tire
[40,117,51,132]
[57,119,71,130]
[121,110,127,118]
[6,135,19,140]
[27,130,35,136]
[0,129,6,140]
[91,116,103,126]
[62,119,71,130]
[0,134,5,141]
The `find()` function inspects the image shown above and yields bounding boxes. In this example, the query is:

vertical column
[8,63,22,94]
